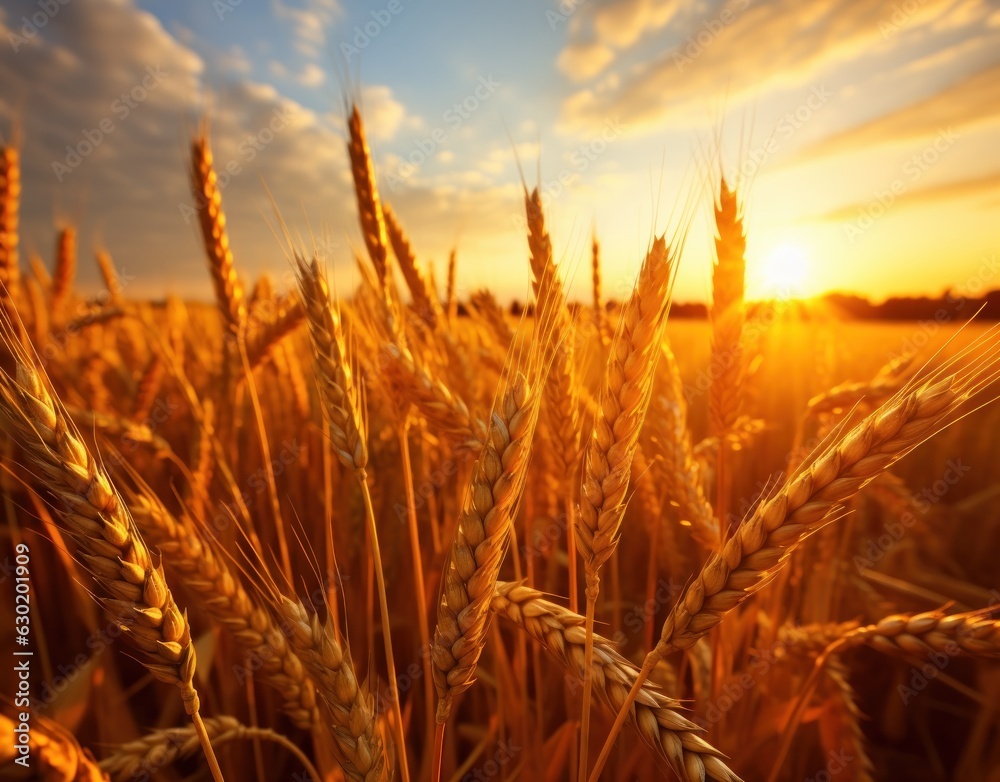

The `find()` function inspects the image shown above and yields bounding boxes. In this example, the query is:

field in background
[0,109,998,782]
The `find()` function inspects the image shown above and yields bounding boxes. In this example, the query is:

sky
[1,0,998,306]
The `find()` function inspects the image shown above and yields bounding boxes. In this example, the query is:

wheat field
[0,102,998,782]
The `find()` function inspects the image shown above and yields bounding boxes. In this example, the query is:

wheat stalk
[708,178,746,440]
[277,596,389,782]
[383,203,442,329]
[576,234,672,777]
[190,128,246,336]
[591,331,1000,779]
[347,105,390,289]
[99,717,321,782]
[379,341,487,452]
[592,227,609,343]
[127,491,320,729]
[294,250,408,781]
[51,226,77,322]
[95,249,124,306]
[491,582,742,782]
[445,248,458,324]
[0,340,225,781]
[0,140,20,310]
[246,292,306,369]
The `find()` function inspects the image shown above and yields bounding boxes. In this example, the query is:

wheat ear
[577,235,672,777]
[491,582,742,782]
[383,203,442,329]
[524,189,580,477]
[277,597,389,781]
[523,187,583,623]
[190,128,246,336]
[430,260,562,778]
[591,227,610,343]
[295,253,367,469]
[99,717,321,782]
[842,607,1000,657]
[0,140,20,310]
[1,713,109,781]
[445,248,458,324]
[379,341,487,452]
[95,249,124,306]
[708,177,746,556]
[294,251,408,781]
[347,105,390,289]
[246,291,306,369]
[50,226,77,322]
[651,340,718,552]
[591,331,1000,780]
[0,342,225,782]
[431,371,543,720]
[128,491,319,729]
[708,178,746,439]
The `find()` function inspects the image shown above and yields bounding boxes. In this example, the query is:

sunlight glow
[754,242,811,299]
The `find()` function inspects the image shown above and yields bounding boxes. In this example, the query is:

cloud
[298,62,325,87]
[270,0,340,59]
[359,85,412,142]
[798,61,1000,159]
[814,170,1000,223]
[0,0,378,299]
[557,0,982,134]
[270,60,327,86]
[556,0,681,81]
[557,41,615,81]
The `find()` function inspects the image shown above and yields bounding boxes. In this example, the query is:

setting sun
[754,242,811,299]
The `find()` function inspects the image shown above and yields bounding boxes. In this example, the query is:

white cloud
[298,62,325,86]
[557,0,991,134]
[270,0,340,59]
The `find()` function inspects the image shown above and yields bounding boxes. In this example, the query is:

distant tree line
[502,289,1000,321]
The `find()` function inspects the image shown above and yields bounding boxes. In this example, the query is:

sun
[755,242,811,299]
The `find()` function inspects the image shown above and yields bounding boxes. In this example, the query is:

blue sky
[2,0,998,305]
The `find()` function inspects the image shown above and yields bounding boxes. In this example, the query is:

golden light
[754,242,811,299]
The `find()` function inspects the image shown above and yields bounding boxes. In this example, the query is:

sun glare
[755,242,811,299]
